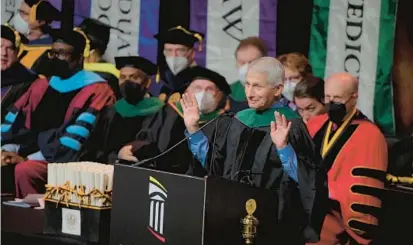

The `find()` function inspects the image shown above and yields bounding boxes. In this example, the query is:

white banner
[190,0,278,83]
[205,0,260,83]
[90,0,141,63]
[1,0,160,64]
[325,0,381,121]
[2,0,23,24]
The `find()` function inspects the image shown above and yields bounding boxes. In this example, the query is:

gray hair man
[181,57,327,243]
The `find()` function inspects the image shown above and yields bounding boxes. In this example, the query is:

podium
[110,164,280,245]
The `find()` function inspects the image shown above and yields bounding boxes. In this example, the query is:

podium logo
[148,176,168,243]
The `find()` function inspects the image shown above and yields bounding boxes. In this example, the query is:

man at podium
[181,57,327,243]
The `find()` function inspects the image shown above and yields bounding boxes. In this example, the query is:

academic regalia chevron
[1,70,115,163]
[1,62,38,121]
[307,112,388,244]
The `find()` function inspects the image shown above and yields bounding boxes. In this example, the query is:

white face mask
[13,13,30,35]
[237,63,249,85]
[195,91,216,115]
[165,56,189,75]
[282,80,297,101]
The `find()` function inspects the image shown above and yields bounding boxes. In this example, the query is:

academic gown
[306,111,388,245]
[1,70,115,162]
[149,66,195,99]
[1,70,115,198]
[192,106,328,244]
[79,97,164,164]
[1,62,38,120]
[18,38,52,72]
[130,100,229,174]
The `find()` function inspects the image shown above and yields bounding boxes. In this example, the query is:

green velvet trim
[236,106,299,128]
[114,97,164,118]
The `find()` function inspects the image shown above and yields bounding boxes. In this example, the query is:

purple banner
[260,0,277,58]
[47,0,91,28]
[138,0,160,64]
[189,0,208,67]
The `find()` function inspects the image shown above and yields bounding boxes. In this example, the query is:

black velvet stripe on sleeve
[351,168,387,182]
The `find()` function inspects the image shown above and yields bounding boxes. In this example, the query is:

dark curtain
[276,0,313,56]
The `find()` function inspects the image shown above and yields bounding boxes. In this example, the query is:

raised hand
[181,93,200,133]
[270,111,292,149]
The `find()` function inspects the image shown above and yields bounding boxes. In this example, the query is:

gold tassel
[156,67,160,83]
[29,0,43,23]
[73,27,90,58]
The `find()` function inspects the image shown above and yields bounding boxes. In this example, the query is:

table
[1,202,106,245]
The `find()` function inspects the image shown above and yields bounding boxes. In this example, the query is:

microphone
[128,111,235,168]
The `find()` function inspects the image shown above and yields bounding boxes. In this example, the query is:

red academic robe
[305,111,388,245]
[1,71,115,197]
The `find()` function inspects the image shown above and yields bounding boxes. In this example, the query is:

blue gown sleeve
[184,130,209,167]
[277,144,298,182]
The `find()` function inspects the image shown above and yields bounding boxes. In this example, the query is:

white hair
[248,57,285,87]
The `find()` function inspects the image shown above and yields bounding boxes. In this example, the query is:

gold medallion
[245,199,257,215]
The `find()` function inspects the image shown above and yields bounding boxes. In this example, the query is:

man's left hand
[270,111,292,149]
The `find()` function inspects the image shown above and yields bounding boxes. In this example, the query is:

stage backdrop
[1,0,160,64]
[190,0,277,84]
[309,0,398,135]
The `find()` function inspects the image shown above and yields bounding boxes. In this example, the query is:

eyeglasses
[48,49,73,60]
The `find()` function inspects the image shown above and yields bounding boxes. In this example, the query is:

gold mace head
[241,199,259,244]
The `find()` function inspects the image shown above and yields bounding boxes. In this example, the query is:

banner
[2,0,160,63]
[309,0,398,135]
[190,0,277,83]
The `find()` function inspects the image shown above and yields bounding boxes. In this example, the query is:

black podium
[110,164,279,245]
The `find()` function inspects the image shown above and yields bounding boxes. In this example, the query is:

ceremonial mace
[241,199,259,244]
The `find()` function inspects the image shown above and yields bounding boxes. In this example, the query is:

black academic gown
[199,108,327,244]
[79,99,162,164]
[1,62,38,120]
[1,71,115,163]
[131,102,225,174]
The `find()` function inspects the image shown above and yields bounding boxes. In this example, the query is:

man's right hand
[118,145,138,162]
[1,151,26,166]
[181,93,200,133]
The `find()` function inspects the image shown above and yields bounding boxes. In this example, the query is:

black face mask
[120,80,146,105]
[49,58,72,79]
[326,101,347,125]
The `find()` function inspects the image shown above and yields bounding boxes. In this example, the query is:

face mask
[327,101,347,125]
[282,80,297,101]
[165,56,189,75]
[238,63,249,85]
[120,80,146,105]
[13,13,29,35]
[195,91,216,115]
[49,58,71,79]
